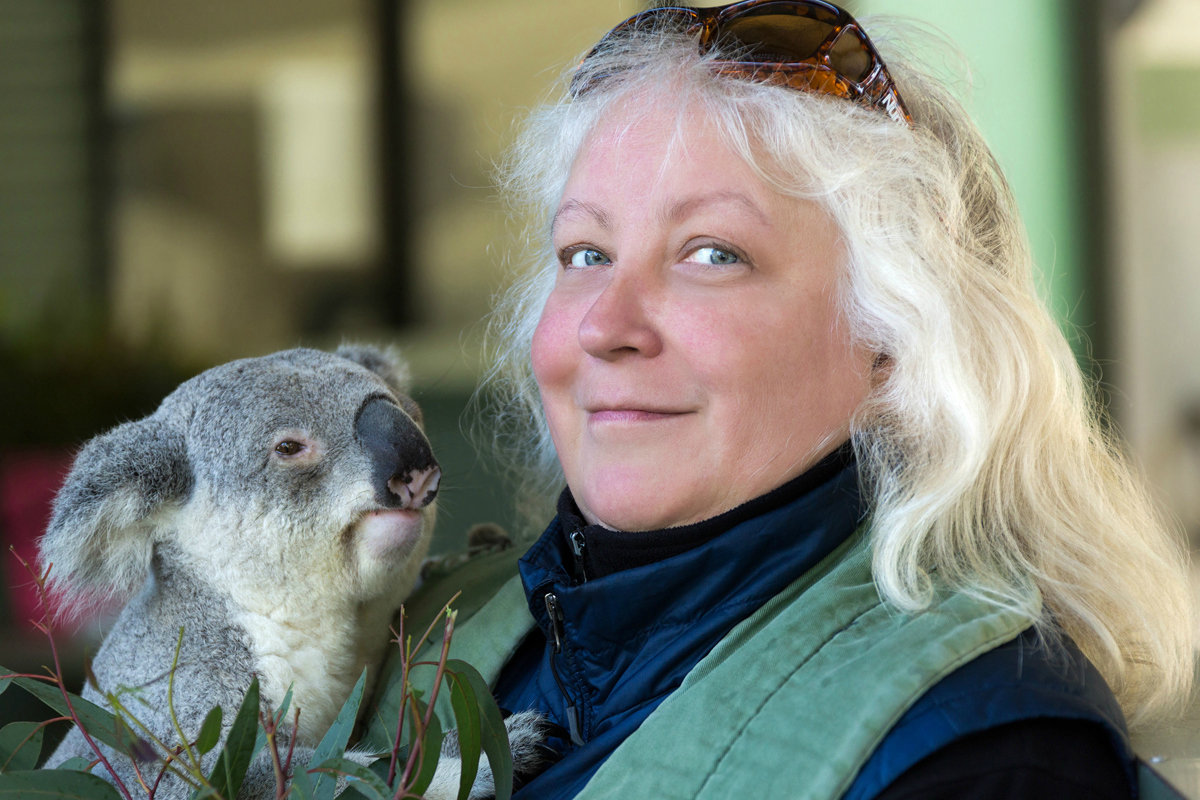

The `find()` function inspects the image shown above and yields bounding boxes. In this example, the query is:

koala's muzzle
[356,397,440,510]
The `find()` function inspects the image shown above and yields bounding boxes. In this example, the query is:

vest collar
[514,443,866,742]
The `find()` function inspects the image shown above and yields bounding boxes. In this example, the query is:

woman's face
[532,102,874,531]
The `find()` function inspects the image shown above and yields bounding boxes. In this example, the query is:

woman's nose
[577,271,663,359]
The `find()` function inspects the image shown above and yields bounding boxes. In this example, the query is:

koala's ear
[336,344,412,395]
[336,344,424,423]
[40,416,193,605]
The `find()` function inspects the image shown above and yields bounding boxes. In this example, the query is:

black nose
[355,397,440,509]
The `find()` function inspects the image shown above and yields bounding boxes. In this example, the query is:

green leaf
[0,722,45,773]
[308,757,391,800]
[289,759,316,800]
[273,685,293,726]
[445,671,481,800]
[0,769,124,800]
[54,758,94,773]
[308,668,367,800]
[8,677,131,754]
[204,677,259,800]
[194,706,222,756]
[406,696,443,799]
[0,674,11,698]
[445,660,512,800]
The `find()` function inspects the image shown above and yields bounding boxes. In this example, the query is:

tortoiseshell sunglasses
[571,0,912,125]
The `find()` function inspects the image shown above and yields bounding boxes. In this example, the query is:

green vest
[368,530,1038,798]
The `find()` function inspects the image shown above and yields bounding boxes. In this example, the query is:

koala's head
[40,345,439,616]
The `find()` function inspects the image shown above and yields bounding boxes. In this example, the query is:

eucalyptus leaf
[445,671,481,800]
[273,685,293,727]
[308,757,390,800]
[289,758,316,800]
[55,757,95,772]
[204,677,260,800]
[0,721,44,773]
[0,675,11,698]
[195,706,222,756]
[9,677,130,754]
[308,668,367,800]
[0,768,123,800]
[445,659,512,800]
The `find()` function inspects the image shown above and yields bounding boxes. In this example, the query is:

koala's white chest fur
[237,603,366,739]
[231,567,417,741]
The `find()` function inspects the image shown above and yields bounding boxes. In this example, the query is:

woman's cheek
[531,296,577,394]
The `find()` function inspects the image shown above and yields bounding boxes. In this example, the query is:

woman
[377,3,1197,797]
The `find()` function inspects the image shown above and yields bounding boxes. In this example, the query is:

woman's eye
[685,246,741,267]
[566,248,610,268]
[275,441,305,457]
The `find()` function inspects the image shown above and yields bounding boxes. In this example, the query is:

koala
[38,345,538,799]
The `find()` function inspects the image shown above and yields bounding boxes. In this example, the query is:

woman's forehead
[558,100,817,230]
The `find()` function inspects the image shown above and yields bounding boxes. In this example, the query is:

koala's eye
[275,441,305,457]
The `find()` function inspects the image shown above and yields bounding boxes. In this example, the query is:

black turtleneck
[554,441,856,581]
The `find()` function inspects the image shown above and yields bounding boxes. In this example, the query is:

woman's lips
[587,408,690,424]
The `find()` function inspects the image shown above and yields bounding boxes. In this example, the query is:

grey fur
[37,346,491,797]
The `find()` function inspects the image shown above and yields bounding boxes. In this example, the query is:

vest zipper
[543,591,585,745]
[568,529,588,582]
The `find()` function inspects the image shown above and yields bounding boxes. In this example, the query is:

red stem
[18,554,136,800]
[395,611,455,799]
[386,610,409,787]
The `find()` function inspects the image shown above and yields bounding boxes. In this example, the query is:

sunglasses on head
[571,0,911,125]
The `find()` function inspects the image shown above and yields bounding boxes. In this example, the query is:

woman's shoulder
[845,627,1134,800]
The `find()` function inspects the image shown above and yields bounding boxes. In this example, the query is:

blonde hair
[479,26,1196,726]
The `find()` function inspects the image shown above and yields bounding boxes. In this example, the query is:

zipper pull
[544,592,564,653]
[568,529,588,582]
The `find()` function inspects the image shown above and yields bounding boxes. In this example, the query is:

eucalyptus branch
[166,626,199,770]
[105,691,203,790]
[259,709,287,800]
[149,749,187,800]
[396,609,456,800]
[14,549,136,800]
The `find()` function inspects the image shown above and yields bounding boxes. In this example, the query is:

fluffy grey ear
[336,344,422,422]
[336,344,412,394]
[39,416,193,605]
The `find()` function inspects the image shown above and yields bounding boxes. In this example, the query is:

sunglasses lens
[828,28,871,82]
[721,14,835,62]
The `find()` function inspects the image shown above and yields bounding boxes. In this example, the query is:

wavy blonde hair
[478,25,1196,726]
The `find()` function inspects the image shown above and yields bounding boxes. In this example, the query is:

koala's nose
[356,396,440,510]
[388,465,441,510]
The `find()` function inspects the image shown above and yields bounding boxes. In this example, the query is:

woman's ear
[39,415,193,607]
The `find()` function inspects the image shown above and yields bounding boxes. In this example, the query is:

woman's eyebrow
[551,199,612,234]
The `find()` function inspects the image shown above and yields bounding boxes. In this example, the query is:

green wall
[853,1,1088,337]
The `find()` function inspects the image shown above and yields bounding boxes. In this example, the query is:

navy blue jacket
[492,448,1133,798]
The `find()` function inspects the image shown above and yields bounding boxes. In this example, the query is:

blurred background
[1,0,1198,786]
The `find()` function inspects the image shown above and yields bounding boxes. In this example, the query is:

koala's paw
[428,710,551,800]
[465,523,513,553]
[503,710,553,785]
